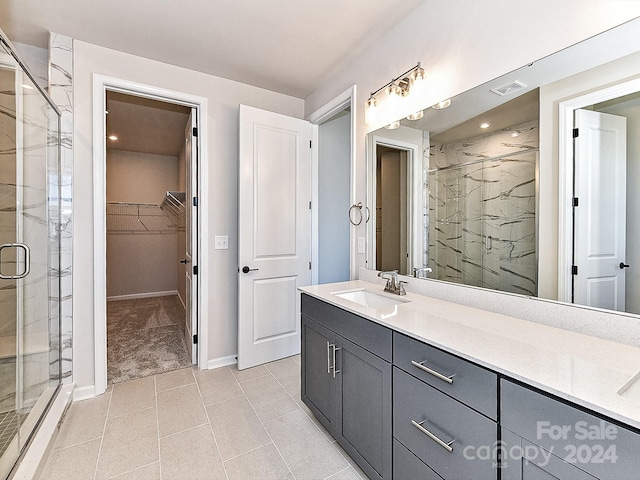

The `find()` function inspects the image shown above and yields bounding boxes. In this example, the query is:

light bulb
[365,97,378,125]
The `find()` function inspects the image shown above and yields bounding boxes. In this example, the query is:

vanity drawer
[301,294,391,360]
[393,367,497,480]
[393,332,497,419]
[501,379,640,480]
[393,439,443,480]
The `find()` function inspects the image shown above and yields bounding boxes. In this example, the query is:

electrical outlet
[214,235,229,250]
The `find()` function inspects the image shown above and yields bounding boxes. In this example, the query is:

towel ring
[348,202,370,226]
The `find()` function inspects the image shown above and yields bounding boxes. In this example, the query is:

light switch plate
[214,235,229,250]
[357,237,365,254]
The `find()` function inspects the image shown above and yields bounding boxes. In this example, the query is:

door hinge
[193,196,198,207]
[193,127,198,137]
[572,265,578,275]
[573,128,579,138]
[193,334,198,344]
[309,261,312,270]
[193,265,198,275]
[309,140,312,148]
[572,197,579,207]
[309,201,311,210]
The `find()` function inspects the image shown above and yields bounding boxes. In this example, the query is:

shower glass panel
[0,35,62,478]
[428,150,537,296]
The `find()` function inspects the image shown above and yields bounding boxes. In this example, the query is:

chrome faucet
[413,267,433,278]
[378,270,407,296]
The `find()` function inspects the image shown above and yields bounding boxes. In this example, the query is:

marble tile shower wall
[0,48,57,409]
[428,120,538,295]
[49,33,73,384]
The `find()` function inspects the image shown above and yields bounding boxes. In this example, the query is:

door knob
[620,262,630,269]
[180,259,190,264]
[241,266,259,274]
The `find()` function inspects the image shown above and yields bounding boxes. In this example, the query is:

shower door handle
[0,243,31,279]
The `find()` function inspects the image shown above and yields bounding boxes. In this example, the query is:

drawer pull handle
[327,341,331,374]
[411,360,455,384]
[411,420,455,453]
[332,345,341,378]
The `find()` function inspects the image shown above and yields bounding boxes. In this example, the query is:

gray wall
[106,149,179,297]
[318,112,350,283]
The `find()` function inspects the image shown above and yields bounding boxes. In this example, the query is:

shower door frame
[92,75,209,396]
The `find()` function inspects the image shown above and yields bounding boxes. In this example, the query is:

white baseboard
[72,385,98,402]
[107,290,178,302]
[207,355,237,370]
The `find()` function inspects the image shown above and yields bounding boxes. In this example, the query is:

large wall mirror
[365,17,640,315]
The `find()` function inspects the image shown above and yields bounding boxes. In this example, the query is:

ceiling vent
[490,80,527,96]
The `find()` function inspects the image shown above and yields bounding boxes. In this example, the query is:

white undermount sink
[332,288,410,308]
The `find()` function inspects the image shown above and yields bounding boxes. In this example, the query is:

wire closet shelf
[106,191,186,234]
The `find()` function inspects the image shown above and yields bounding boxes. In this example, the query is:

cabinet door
[335,336,392,480]
[521,440,597,480]
[301,315,336,432]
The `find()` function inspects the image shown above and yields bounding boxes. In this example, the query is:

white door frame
[307,86,357,283]
[367,136,421,274]
[92,74,209,396]
[557,77,640,303]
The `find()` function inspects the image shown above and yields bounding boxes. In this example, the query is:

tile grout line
[236,368,298,480]
[104,461,159,480]
[195,367,230,480]
[265,359,367,480]
[92,388,114,480]
[153,375,162,479]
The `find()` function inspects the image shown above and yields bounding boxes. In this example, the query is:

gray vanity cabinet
[501,428,597,480]
[301,294,392,480]
[392,332,498,480]
[301,315,336,432]
[501,379,640,480]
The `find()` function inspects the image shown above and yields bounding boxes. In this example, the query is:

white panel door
[238,104,311,370]
[574,109,627,311]
[184,110,198,363]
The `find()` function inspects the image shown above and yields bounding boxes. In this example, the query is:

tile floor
[39,355,369,480]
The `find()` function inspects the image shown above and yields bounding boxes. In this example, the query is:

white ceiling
[0,0,426,98]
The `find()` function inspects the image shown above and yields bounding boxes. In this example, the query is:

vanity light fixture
[479,122,491,129]
[431,98,451,110]
[384,120,400,129]
[365,62,426,126]
[406,110,424,121]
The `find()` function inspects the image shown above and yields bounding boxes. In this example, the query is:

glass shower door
[0,39,61,478]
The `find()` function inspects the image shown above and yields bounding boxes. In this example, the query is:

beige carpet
[107,295,192,385]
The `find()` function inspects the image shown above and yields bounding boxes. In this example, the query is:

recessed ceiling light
[479,122,491,129]
[406,110,424,121]
[384,120,400,130]
[108,135,118,141]
[511,132,520,137]
[432,99,451,110]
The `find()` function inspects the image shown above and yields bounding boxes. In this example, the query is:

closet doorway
[104,91,198,385]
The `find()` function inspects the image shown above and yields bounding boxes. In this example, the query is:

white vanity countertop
[299,280,640,429]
